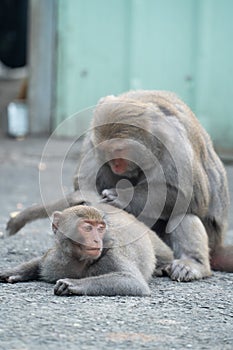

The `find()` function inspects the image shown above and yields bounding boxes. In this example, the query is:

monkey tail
[210,246,233,272]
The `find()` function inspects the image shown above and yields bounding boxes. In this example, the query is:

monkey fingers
[166,258,211,282]
[54,278,82,296]
[101,189,118,202]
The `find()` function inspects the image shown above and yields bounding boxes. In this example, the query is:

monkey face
[108,158,130,175]
[96,138,146,177]
[74,219,106,259]
[52,207,106,260]
[62,219,106,260]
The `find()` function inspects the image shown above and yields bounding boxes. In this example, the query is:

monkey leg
[210,245,233,272]
[6,191,86,236]
[166,214,211,281]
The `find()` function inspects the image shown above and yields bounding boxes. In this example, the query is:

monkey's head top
[52,206,105,234]
[63,205,104,222]
[92,94,154,144]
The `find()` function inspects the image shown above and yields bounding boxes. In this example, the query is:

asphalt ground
[0,136,232,350]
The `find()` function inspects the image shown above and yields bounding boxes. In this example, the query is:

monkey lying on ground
[6,90,233,281]
[1,203,173,296]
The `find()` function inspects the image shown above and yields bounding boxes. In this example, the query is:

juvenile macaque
[1,203,173,296]
[6,90,233,281]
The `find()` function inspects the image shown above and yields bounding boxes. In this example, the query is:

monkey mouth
[110,158,128,175]
[86,247,101,251]
[84,247,102,257]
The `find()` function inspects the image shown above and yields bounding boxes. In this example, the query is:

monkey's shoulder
[40,248,85,282]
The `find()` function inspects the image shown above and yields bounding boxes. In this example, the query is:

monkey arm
[6,190,86,236]
[0,257,41,283]
[54,271,151,297]
[54,253,151,297]
[165,214,212,281]
[149,233,174,276]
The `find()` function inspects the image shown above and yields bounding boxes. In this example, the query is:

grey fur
[6,90,232,279]
[1,203,173,296]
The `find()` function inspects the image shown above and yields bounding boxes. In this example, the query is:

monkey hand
[54,278,83,296]
[101,185,134,211]
[101,188,127,210]
[101,188,118,202]
[0,271,23,283]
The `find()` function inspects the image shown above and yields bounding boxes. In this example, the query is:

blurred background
[0,0,233,154]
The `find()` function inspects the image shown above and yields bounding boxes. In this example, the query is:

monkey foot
[6,216,25,236]
[166,258,211,282]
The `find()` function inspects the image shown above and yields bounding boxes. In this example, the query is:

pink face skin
[109,158,129,175]
[77,219,106,259]
[108,147,129,175]
[97,140,131,175]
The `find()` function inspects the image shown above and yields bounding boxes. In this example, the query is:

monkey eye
[97,225,105,233]
[82,224,93,232]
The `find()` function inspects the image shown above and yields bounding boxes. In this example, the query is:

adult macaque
[6,90,233,281]
[1,204,173,296]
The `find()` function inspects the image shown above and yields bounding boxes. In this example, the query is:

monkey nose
[114,159,121,167]
[86,239,101,248]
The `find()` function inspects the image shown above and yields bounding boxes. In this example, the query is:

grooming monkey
[1,203,173,296]
[6,90,232,281]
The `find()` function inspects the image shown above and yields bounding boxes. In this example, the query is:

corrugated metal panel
[54,0,233,151]
[55,0,130,137]
[195,0,233,150]
[128,0,197,105]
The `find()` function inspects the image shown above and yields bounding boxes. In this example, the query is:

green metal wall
[55,0,131,137]
[54,0,233,151]
[195,0,233,151]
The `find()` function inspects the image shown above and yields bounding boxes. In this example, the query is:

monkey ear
[52,211,62,234]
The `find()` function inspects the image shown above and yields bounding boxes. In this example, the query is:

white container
[3,100,28,137]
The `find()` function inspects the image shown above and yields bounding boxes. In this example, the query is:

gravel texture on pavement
[0,136,232,350]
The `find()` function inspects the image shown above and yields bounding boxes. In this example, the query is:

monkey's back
[118,90,229,240]
[87,90,229,246]
[97,203,156,281]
